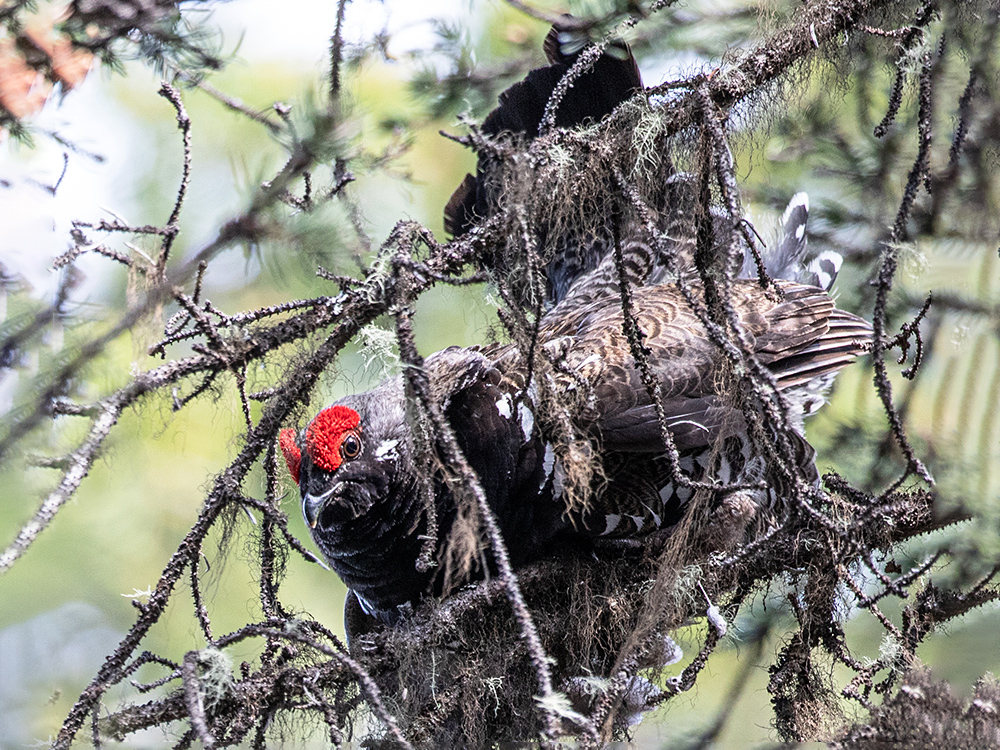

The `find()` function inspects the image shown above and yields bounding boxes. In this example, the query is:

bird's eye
[341,432,362,460]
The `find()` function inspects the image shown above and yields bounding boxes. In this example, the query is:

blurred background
[1,0,998,746]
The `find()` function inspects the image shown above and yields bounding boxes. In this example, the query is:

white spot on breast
[553,461,565,501]
[542,444,555,474]
[600,514,622,535]
[537,442,566,501]
[375,439,399,461]
[518,402,535,438]
[540,444,555,492]
[495,393,512,419]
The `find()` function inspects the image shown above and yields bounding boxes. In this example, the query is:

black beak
[302,490,330,529]
[302,478,375,529]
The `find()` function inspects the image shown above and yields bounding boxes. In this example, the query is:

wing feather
[532,279,871,450]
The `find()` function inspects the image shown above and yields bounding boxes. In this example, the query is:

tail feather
[803,249,843,291]
[444,25,642,239]
[739,193,843,292]
[774,192,811,277]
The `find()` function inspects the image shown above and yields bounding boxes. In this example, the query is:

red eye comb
[305,405,361,472]
[279,428,301,484]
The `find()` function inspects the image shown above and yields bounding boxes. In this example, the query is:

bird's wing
[425,347,569,560]
[542,279,870,453]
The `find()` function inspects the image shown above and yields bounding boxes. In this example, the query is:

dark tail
[444,23,642,238]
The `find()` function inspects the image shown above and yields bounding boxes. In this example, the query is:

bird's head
[280,391,410,536]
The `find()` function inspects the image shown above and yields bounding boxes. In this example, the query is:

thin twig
[157,82,193,270]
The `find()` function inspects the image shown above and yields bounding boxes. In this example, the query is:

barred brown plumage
[281,276,870,627]
[279,24,873,633]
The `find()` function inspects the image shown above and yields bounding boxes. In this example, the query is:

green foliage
[59,0,225,78]
[3,0,1000,747]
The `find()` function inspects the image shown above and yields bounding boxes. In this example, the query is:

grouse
[279,27,872,630]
